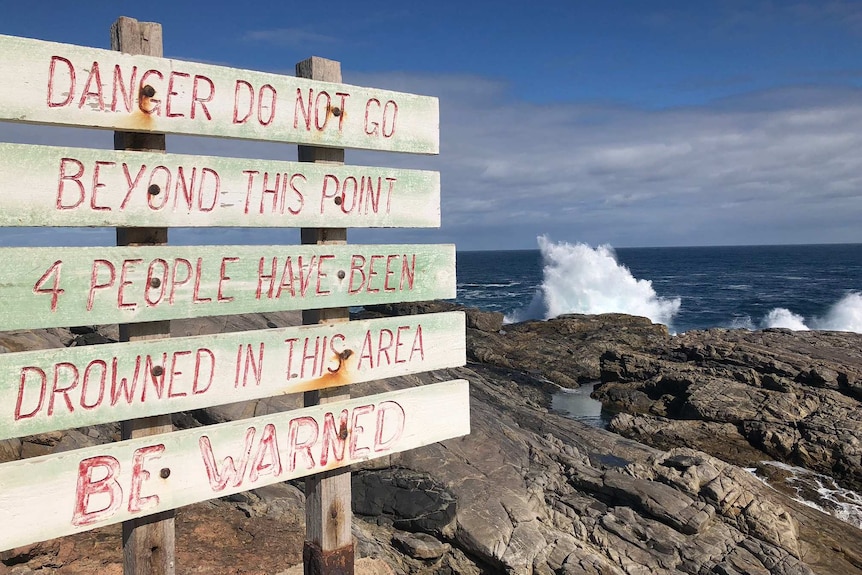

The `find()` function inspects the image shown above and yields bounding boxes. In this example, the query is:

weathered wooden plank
[0,379,470,551]
[0,312,465,440]
[0,243,455,330]
[0,143,440,228]
[0,34,439,154]
[109,18,175,574]
[295,55,355,567]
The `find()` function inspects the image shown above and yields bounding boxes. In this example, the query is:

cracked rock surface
[2,308,861,574]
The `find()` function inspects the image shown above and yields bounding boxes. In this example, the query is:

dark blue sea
[456,241,862,334]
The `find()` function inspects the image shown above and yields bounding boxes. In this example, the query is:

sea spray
[763,308,809,331]
[762,292,862,333]
[508,237,681,326]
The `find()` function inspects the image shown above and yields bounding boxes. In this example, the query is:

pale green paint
[0,34,439,154]
[0,312,466,440]
[0,243,456,330]
[0,379,470,551]
[0,143,440,228]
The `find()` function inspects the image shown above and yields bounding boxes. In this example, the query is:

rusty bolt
[151,365,164,377]
[148,184,161,196]
[160,468,171,479]
[331,107,342,117]
[339,349,353,360]
[150,278,161,288]
[141,85,156,98]
[337,270,346,280]
[338,421,348,441]
[334,196,343,206]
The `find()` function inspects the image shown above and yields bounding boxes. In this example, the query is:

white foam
[763,308,810,331]
[508,237,681,326]
[760,292,862,333]
[813,292,862,332]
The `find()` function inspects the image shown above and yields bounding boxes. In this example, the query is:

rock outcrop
[596,327,862,492]
[1,309,861,575]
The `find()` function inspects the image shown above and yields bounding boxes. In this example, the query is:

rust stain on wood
[302,540,354,575]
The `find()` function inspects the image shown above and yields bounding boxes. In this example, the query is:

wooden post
[112,17,176,575]
[297,56,354,575]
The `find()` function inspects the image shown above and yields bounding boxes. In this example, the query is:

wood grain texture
[0,380,471,552]
[0,143,440,228]
[111,17,175,575]
[0,312,466,440]
[0,34,439,154]
[296,55,355,564]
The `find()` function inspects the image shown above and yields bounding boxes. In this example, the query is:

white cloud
[243,28,338,48]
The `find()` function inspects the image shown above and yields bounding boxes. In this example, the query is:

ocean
[458,239,862,529]
[455,240,862,334]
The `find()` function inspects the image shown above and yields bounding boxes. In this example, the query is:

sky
[2,0,862,250]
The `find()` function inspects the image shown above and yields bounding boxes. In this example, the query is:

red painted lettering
[410,325,425,361]
[128,445,165,513]
[169,258,193,304]
[376,329,394,367]
[165,71,189,118]
[111,64,137,113]
[233,80,254,124]
[34,260,65,312]
[110,356,141,406]
[316,255,334,295]
[400,254,416,290]
[349,404,374,459]
[348,255,366,294]
[141,354,166,402]
[47,56,75,108]
[384,254,399,292]
[334,92,350,131]
[320,409,349,466]
[218,257,239,302]
[57,157,86,210]
[193,348,215,395]
[364,98,380,135]
[192,257,212,303]
[48,362,78,416]
[90,161,115,211]
[374,401,405,452]
[167,350,192,398]
[249,423,281,482]
[72,456,122,526]
[258,84,277,126]
[118,258,143,310]
[88,259,115,311]
[138,69,163,115]
[147,165,171,210]
[199,427,256,492]
[287,416,318,472]
[78,61,105,111]
[81,360,107,409]
[357,330,374,370]
[15,367,47,421]
[119,163,147,210]
[367,255,383,293]
[145,258,168,306]
[191,75,215,120]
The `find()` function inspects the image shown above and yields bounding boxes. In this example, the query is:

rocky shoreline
[1,304,860,574]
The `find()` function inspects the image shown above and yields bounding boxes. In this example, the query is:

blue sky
[2,0,862,250]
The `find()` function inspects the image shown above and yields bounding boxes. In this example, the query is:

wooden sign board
[0,379,470,551]
[0,312,465,440]
[0,243,455,330]
[0,34,438,154]
[0,143,440,228]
